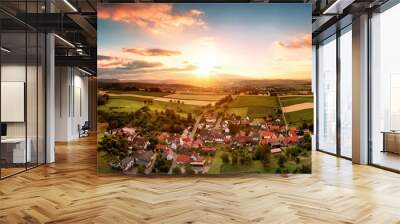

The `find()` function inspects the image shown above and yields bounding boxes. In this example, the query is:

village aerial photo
[97,3,312,175]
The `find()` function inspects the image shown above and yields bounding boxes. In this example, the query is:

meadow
[226,95,279,118]
[208,147,311,174]
[280,95,313,107]
[98,95,201,116]
[285,108,313,127]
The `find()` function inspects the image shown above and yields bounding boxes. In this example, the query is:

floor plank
[0,137,399,224]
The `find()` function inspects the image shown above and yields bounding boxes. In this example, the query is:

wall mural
[97,3,313,175]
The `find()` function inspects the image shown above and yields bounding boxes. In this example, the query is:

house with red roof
[260,131,274,139]
[176,154,191,164]
[202,147,216,153]
[157,132,170,143]
[190,153,206,166]
[192,139,204,149]
[285,135,299,144]
[269,125,280,132]
[155,144,168,151]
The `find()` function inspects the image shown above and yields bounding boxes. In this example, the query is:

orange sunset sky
[98,3,312,86]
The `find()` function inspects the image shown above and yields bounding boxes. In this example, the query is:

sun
[196,55,217,77]
[194,48,223,78]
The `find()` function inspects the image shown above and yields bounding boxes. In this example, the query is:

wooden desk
[382,131,400,154]
[1,138,31,164]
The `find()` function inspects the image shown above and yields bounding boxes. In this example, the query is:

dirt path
[282,102,314,113]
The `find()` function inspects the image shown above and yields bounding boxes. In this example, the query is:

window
[0,2,46,179]
[317,35,337,154]
[370,3,400,171]
[339,26,352,158]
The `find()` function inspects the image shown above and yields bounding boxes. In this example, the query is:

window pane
[317,36,337,154]
[340,28,352,158]
[1,31,27,177]
[371,4,400,171]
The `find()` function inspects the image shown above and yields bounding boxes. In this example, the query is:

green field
[208,150,224,174]
[220,160,265,174]
[226,96,279,118]
[226,107,248,117]
[97,151,119,173]
[285,108,313,127]
[207,148,310,174]
[247,107,277,118]
[230,96,279,107]
[280,96,313,107]
[98,95,200,116]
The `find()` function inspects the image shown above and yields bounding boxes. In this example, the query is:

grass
[226,107,248,117]
[98,95,201,116]
[229,96,279,108]
[247,107,277,118]
[208,150,224,174]
[97,151,119,173]
[280,96,313,107]
[98,97,145,112]
[97,122,108,141]
[226,96,279,119]
[220,160,265,174]
[285,108,313,127]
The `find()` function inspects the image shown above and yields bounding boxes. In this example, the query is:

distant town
[97,79,313,175]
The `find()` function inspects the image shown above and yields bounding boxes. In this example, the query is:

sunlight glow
[193,44,223,78]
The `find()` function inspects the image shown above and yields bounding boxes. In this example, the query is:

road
[277,96,288,131]
[190,112,204,139]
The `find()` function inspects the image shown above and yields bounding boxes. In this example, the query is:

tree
[303,133,311,143]
[137,165,146,174]
[153,153,171,173]
[231,151,238,165]
[187,113,193,123]
[255,144,271,166]
[97,93,109,106]
[172,167,181,175]
[221,153,230,164]
[243,150,252,166]
[228,122,240,136]
[277,154,287,168]
[185,166,195,175]
[98,133,131,162]
[299,163,311,173]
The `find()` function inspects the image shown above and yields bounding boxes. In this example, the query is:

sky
[98,3,312,86]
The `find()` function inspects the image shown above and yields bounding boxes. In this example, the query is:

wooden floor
[1,137,400,224]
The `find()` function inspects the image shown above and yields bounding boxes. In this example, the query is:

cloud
[98,55,116,60]
[123,48,181,56]
[275,34,311,49]
[98,60,197,80]
[119,60,163,70]
[98,3,206,34]
[97,53,163,71]
[97,54,125,68]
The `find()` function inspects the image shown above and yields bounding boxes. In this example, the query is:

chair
[79,121,90,138]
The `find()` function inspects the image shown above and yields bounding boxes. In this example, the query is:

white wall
[1,64,46,164]
[54,67,89,141]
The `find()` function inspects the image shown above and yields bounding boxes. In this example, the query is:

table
[1,138,31,164]
[381,131,400,154]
